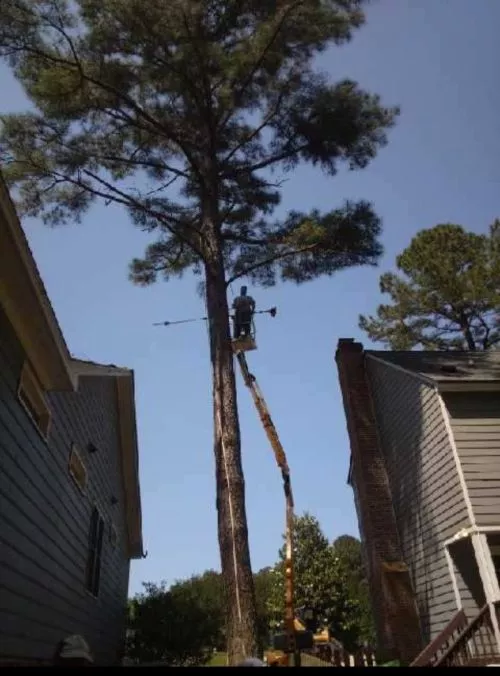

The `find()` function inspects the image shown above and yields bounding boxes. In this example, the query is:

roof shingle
[366,350,500,382]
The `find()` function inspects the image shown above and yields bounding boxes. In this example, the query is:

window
[86,507,105,597]
[17,361,51,439]
[68,444,88,493]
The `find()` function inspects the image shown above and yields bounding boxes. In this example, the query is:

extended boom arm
[235,351,297,667]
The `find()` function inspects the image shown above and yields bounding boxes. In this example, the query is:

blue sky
[2,0,499,596]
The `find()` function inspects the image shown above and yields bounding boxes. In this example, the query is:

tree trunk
[458,311,476,350]
[204,253,259,665]
[463,326,476,350]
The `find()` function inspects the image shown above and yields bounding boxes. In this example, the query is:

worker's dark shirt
[233,296,255,314]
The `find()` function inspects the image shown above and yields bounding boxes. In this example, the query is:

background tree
[169,570,226,652]
[360,222,500,351]
[267,513,364,651]
[127,567,280,663]
[332,535,376,648]
[0,0,398,661]
[253,566,275,650]
[168,567,275,653]
[126,581,213,666]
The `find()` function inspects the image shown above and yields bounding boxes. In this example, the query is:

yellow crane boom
[234,349,297,667]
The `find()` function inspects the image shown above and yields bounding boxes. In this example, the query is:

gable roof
[367,350,500,386]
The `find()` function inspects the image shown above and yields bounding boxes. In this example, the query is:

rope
[216,407,244,625]
[203,288,244,628]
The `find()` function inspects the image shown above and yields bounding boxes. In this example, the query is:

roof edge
[0,175,75,391]
[366,353,437,387]
[437,381,500,393]
[367,351,500,388]
[115,372,144,560]
[70,358,132,378]
[72,360,144,558]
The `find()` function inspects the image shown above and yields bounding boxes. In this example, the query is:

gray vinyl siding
[0,305,130,665]
[366,357,474,643]
[444,392,500,528]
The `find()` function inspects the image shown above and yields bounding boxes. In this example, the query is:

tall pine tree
[360,222,500,351]
[0,0,398,662]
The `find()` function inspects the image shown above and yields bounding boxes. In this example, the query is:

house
[0,175,143,665]
[336,338,500,666]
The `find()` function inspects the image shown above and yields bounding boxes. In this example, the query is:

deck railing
[410,608,468,666]
[300,647,377,667]
[435,603,500,667]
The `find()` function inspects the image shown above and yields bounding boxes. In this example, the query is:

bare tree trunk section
[204,256,259,665]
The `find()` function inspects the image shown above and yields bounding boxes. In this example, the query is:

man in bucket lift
[232,286,256,339]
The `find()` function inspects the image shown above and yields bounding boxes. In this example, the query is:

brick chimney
[335,339,423,664]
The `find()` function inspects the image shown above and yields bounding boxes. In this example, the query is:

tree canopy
[169,570,226,652]
[127,567,277,664]
[267,513,374,651]
[332,535,375,648]
[359,222,500,351]
[0,0,398,289]
[0,0,398,662]
[126,581,214,666]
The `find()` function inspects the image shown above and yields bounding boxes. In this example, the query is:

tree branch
[79,166,205,253]
[95,152,190,180]
[134,10,209,112]
[180,7,213,129]
[226,243,317,286]
[4,6,206,185]
[145,175,179,196]
[226,142,309,177]
[222,231,279,246]
[221,90,286,169]
[8,115,203,248]
[218,0,304,132]
[472,311,492,350]
[19,149,205,257]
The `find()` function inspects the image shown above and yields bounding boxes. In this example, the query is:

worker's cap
[238,657,266,667]
[57,635,94,663]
